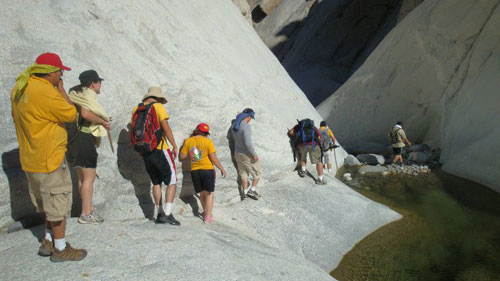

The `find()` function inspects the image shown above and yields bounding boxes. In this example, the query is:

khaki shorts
[297,145,321,164]
[26,160,72,222]
[234,153,262,180]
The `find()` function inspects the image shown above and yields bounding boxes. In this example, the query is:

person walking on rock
[67,70,109,224]
[289,119,326,185]
[389,121,411,165]
[180,123,226,223]
[131,87,180,225]
[319,121,338,174]
[10,53,87,262]
[230,108,262,200]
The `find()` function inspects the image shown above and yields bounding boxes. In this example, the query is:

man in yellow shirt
[10,53,86,262]
[319,121,337,173]
[131,87,180,225]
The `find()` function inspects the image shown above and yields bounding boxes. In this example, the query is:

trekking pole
[333,146,338,171]
[107,129,115,153]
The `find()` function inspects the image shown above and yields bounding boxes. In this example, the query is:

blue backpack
[296,119,317,148]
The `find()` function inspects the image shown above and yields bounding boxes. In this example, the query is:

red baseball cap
[197,123,210,134]
[35,53,71,70]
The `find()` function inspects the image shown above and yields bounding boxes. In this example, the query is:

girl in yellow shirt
[180,123,226,223]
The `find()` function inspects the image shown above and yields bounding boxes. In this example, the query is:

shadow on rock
[2,149,44,232]
[117,125,154,219]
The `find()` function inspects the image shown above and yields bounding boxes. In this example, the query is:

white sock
[243,188,249,194]
[45,229,53,242]
[250,186,256,192]
[328,169,332,173]
[319,175,324,181]
[54,238,66,251]
[301,166,306,172]
[164,202,173,216]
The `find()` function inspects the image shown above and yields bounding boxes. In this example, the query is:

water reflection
[331,168,500,281]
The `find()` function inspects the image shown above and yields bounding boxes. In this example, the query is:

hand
[57,79,65,93]
[172,146,178,159]
[101,121,111,131]
[253,155,259,163]
[221,169,227,178]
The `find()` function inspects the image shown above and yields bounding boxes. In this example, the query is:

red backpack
[130,103,163,154]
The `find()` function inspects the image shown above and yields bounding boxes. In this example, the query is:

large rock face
[0,0,399,279]
[318,0,500,192]
[274,0,423,105]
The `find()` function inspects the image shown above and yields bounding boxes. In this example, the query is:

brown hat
[142,86,167,104]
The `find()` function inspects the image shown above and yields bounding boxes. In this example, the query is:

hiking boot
[78,210,104,224]
[248,190,261,199]
[50,243,87,262]
[298,170,306,178]
[156,213,181,226]
[204,215,213,224]
[38,239,54,257]
[315,178,327,185]
[246,190,259,200]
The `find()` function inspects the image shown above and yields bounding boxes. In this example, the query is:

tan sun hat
[142,86,167,104]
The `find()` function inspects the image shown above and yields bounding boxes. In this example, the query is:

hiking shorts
[67,131,98,169]
[234,153,262,180]
[142,149,177,186]
[323,150,334,165]
[393,147,403,155]
[26,160,72,222]
[191,169,216,193]
[297,145,321,164]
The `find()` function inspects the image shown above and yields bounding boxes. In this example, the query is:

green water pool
[331,167,500,281]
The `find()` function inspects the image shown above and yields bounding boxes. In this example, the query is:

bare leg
[241,177,249,192]
[316,163,323,177]
[204,191,214,217]
[152,184,162,206]
[50,219,66,240]
[165,184,176,204]
[251,177,260,188]
[200,191,207,213]
[78,168,96,216]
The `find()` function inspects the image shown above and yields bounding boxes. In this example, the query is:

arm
[329,129,336,144]
[160,119,178,158]
[179,140,188,161]
[81,107,110,130]
[208,153,227,178]
[404,137,412,146]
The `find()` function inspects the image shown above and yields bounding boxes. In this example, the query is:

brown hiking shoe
[50,243,87,262]
[38,239,54,257]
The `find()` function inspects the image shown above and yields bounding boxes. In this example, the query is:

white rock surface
[0,0,398,279]
[344,154,361,166]
[358,165,388,174]
[356,154,385,165]
[318,0,500,192]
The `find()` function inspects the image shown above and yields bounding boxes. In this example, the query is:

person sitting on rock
[180,123,226,223]
[389,121,411,165]
[288,119,326,185]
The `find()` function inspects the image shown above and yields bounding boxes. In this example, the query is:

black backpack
[296,119,317,147]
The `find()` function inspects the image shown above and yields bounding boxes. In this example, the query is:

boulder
[408,152,432,163]
[408,144,430,153]
[344,154,361,165]
[356,154,385,165]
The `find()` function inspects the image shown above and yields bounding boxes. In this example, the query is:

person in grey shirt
[231,108,262,200]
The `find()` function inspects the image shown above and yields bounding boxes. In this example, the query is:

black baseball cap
[243,108,255,119]
[79,70,104,85]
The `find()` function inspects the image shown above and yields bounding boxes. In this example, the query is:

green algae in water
[331,167,500,281]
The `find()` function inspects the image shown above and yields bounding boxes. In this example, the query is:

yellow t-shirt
[180,136,216,171]
[11,76,77,173]
[131,102,170,150]
[320,126,335,139]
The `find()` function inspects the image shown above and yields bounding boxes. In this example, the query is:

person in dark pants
[180,123,226,223]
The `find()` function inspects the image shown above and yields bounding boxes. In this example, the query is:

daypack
[388,128,402,144]
[130,103,163,154]
[296,119,318,147]
[319,128,332,151]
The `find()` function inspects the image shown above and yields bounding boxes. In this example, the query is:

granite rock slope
[0,0,398,279]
